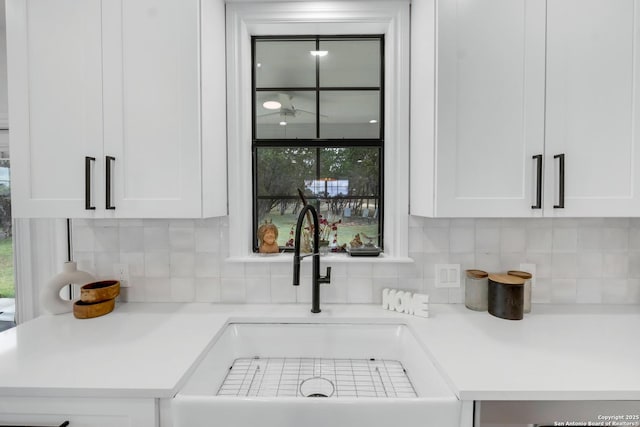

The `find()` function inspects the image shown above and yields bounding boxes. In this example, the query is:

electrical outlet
[435,264,461,288]
[113,264,130,287]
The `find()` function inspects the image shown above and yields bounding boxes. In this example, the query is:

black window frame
[251,35,385,252]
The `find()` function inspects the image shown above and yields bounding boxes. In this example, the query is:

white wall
[72,217,640,305]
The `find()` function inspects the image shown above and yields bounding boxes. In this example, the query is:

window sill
[225,253,414,264]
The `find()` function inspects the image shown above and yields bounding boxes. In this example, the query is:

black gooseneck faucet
[293,204,331,313]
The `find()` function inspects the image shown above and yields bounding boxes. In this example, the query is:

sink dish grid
[217,357,417,398]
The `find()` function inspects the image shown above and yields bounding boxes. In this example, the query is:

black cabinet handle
[0,422,69,427]
[85,157,96,210]
[554,153,565,209]
[106,155,116,210]
[531,154,542,209]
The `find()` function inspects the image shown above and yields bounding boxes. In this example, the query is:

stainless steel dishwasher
[476,401,640,427]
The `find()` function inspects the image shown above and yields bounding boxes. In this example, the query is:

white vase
[40,261,95,315]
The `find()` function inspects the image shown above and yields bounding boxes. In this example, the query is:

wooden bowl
[80,280,120,303]
[73,298,115,319]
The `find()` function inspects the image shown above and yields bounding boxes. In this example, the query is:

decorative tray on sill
[347,245,382,257]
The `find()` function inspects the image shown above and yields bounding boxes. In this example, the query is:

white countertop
[0,302,638,401]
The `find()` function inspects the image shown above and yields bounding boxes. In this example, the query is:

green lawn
[266,213,379,248]
[0,237,14,298]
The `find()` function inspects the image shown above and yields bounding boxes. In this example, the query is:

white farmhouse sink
[172,321,463,427]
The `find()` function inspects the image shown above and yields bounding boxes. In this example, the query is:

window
[252,36,384,252]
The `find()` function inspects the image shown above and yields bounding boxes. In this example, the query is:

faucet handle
[319,266,331,284]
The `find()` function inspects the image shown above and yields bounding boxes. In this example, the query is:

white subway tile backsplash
[424,227,450,253]
[220,278,246,302]
[170,252,196,278]
[270,277,297,303]
[475,227,500,253]
[171,278,196,302]
[144,226,170,252]
[75,217,640,305]
[449,227,475,253]
[500,228,527,253]
[145,278,172,302]
[602,253,629,278]
[577,228,603,251]
[323,280,349,304]
[169,227,195,251]
[145,252,170,278]
[244,277,271,303]
[550,279,577,303]
[552,253,577,279]
[603,228,629,251]
[576,278,602,303]
[346,278,373,303]
[94,227,119,252]
[73,226,95,252]
[576,253,603,278]
[195,253,221,278]
[195,277,221,302]
[119,226,144,252]
[552,228,578,252]
[602,278,628,304]
[526,227,552,253]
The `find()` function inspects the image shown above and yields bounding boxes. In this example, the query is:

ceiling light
[369,119,378,124]
[279,121,287,126]
[310,50,328,57]
[256,63,262,68]
[263,101,282,110]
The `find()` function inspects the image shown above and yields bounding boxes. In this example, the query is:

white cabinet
[0,396,156,427]
[544,0,640,217]
[7,0,227,218]
[411,0,640,217]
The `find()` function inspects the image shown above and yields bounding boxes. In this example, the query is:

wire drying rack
[217,357,418,398]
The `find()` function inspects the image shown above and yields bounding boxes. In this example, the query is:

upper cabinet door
[435,0,547,217]
[7,0,105,217]
[545,0,640,217]
[102,0,202,218]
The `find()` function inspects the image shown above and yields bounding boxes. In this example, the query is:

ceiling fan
[259,93,325,121]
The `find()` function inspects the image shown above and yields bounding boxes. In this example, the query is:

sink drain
[300,377,335,398]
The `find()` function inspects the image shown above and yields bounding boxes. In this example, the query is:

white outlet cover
[113,264,130,287]
[435,264,461,288]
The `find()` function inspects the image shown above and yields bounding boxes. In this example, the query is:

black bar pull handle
[554,153,565,209]
[106,155,116,210]
[85,156,96,210]
[531,154,543,209]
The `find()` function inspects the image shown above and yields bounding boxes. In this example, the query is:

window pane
[318,147,380,197]
[256,91,316,139]
[319,91,380,139]
[255,40,316,88]
[319,39,381,87]
[257,198,380,248]
[256,147,316,197]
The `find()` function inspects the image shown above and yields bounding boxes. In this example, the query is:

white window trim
[226,0,411,260]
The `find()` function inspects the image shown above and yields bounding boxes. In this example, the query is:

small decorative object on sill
[507,270,533,313]
[488,273,525,320]
[347,246,382,257]
[40,261,95,315]
[464,269,488,311]
[348,232,381,256]
[350,233,363,248]
[257,220,280,254]
[319,239,330,255]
